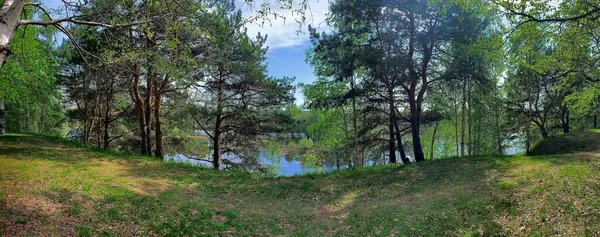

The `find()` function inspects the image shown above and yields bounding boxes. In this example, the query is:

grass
[530,129,600,155]
[2,131,600,235]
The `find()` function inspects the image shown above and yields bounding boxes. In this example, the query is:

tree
[0,0,311,137]
[190,5,294,169]
[301,78,355,169]
[318,0,490,162]
[307,27,374,166]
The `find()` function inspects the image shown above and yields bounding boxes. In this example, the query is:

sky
[44,0,331,106]
[239,0,331,105]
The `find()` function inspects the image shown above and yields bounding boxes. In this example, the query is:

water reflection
[165,136,524,176]
[165,151,338,176]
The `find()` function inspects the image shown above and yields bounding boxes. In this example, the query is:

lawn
[2,132,600,236]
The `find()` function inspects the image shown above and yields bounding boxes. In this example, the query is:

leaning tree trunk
[393,115,409,164]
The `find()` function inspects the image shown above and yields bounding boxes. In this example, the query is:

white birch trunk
[0,0,25,67]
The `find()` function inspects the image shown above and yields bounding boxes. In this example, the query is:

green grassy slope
[530,129,600,155]
[2,132,600,236]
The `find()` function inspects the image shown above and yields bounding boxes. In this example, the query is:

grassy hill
[530,129,600,156]
[2,132,600,236]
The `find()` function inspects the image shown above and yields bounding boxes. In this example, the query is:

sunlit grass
[2,132,600,235]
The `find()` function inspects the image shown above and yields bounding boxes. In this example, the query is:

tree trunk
[96,98,103,147]
[562,106,569,134]
[388,110,397,164]
[495,103,502,155]
[461,79,466,157]
[411,117,425,162]
[132,64,148,155]
[340,107,351,168]
[350,77,361,167]
[82,100,88,145]
[525,127,531,155]
[213,128,221,169]
[387,87,397,164]
[0,99,5,136]
[393,114,409,164]
[144,36,157,156]
[102,79,114,150]
[213,70,224,169]
[595,113,598,129]
[467,79,473,156]
[539,124,549,138]
[87,94,99,146]
[454,91,459,157]
[430,121,438,160]
[153,76,167,158]
[408,88,425,162]
[144,73,153,156]
[0,0,26,67]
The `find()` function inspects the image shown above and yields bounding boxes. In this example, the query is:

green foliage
[297,137,314,149]
[262,140,283,176]
[565,85,600,117]
[299,152,322,174]
[164,127,210,159]
[0,23,65,136]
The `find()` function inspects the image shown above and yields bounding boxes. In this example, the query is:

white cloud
[238,0,330,49]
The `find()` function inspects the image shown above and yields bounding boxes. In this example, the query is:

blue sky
[233,0,331,105]
[265,41,315,106]
[45,0,331,105]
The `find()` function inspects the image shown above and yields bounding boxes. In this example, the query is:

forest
[2,0,600,235]
[1,0,599,172]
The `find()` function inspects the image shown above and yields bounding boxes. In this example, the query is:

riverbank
[2,132,600,235]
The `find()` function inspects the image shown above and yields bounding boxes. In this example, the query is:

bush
[298,137,314,149]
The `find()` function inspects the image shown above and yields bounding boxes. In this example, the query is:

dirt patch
[0,197,78,236]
